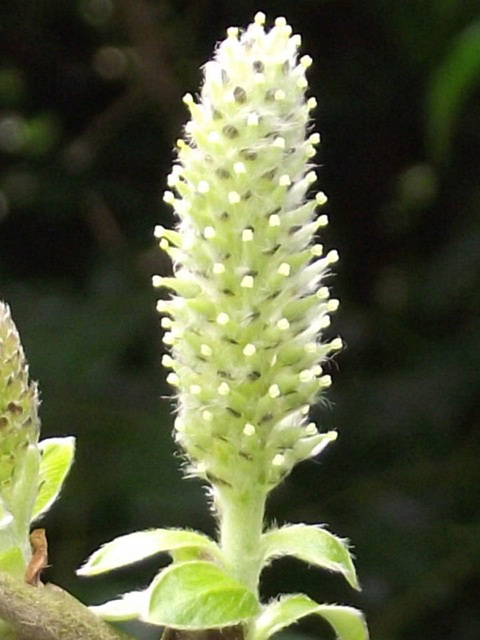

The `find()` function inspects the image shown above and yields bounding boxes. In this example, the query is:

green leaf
[144,560,260,628]
[252,594,368,640]
[426,21,480,163]
[32,437,75,521]
[0,546,25,579]
[260,524,359,590]
[89,590,147,621]
[77,528,222,576]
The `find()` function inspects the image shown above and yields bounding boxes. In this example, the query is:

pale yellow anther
[330,337,343,351]
[198,180,210,193]
[317,287,329,299]
[299,369,314,383]
[243,343,256,356]
[156,300,168,313]
[301,404,310,415]
[306,145,316,159]
[277,262,291,276]
[273,136,286,149]
[182,93,194,105]
[218,381,230,396]
[320,375,332,388]
[300,55,313,69]
[296,76,308,89]
[304,342,317,354]
[275,17,287,27]
[216,312,230,325]
[306,170,317,184]
[228,191,241,204]
[320,315,331,329]
[269,384,281,398]
[166,372,179,385]
[204,226,216,239]
[313,364,323,376]
[305,422,317,435]
[279,174,292,187]
[242,228,254,242]
[201,344,212,357]
[208,131,221,143]
[190,384,201,395]
[167,173,179,187]
[292,34,302,47]
[254,11,266,25]
[309,133,321,145]
[227,26,239,38]
[243,423,256,436]
[234,162,246,174]
[274,89,286,101]
[202,410,213,422]
[269,214,281,227]
[272,453,285,466]
[270,353,277,366]
[241,275,254,288]
[316,191,328,206]
[247,112,259,126]
[163,190,175,204]
[213,263,225,274]
[327,299,340,312]
[326,249,339,264]
[159,238,169,251]
[277,318,290,331]
[311,244,323,257]
[161,354,173,367]
[152,275,163,288]
[307,97,317,110]
[161,317,172,329]
[154,225,164,238]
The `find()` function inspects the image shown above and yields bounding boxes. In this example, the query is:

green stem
[216,485,267,594]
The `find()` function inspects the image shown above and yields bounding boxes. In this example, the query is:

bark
[0,571,135,640]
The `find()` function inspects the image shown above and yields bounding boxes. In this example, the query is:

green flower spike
[0,302,75,637]
[79,13,368,640]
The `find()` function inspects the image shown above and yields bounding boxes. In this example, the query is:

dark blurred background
[1,1,480,639]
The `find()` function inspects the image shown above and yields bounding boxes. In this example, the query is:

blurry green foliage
[1,1,480,640]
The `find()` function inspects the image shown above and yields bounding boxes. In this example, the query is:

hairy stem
[216,486,267,594]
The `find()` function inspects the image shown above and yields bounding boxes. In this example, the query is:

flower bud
[156,15,340,492]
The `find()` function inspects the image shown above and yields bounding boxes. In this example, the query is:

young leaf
[260,524,359,590]
[144,560,260,628]
[0,546,25,579]
[32,437,75,521]
[89,589,147,621]
[77,529,222,576]
[252,594,368,640]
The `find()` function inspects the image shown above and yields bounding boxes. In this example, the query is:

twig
[0,571,135,640]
